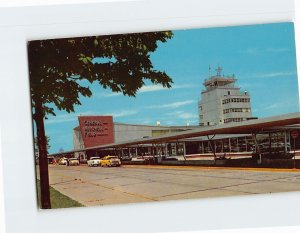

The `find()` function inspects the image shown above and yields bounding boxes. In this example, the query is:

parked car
[47,156,56,164]
[68,158,80,166]
[87,157,101,167]
[132,155,154,162]
[162,156,178,161]
[58,157,68,165]
[120,156,132,161]
[100,156,121,167]
[131,156,146,161]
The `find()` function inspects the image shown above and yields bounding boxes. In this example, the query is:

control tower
[199,66,254,126]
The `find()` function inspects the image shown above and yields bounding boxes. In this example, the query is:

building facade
[69,115,298,162]
[198,66,254,126]
[73,116,196,160]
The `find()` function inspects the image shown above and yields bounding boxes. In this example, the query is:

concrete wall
[73,129,84,150]
[200,88,237,125]
[114,124,154,143]
[199,86,252,126]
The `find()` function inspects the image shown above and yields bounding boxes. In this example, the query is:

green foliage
[36,180,84,209]
[29,31,173,209]
[28,31,174,117]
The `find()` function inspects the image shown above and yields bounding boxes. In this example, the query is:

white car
[131,156,145,161]
[68,158,80,166]
[58,157,68,165]
[87,157,101,167]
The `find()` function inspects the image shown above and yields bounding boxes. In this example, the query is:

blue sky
[44,22,299,154]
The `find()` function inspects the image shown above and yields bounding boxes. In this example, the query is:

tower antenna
[216,66,222,77]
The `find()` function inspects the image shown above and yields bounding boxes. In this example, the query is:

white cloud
[165,110,184,115]
[162,120,176,125]
[264,103,279,110]
[140,120,153,125]
[266,48,290,53]
[45,109,138,124]
[254,71,296,78]
[96,83,195,98]
[138,83,194,93]
[241,47,290,55]
[166,111,198,120]
[177,112,198,120]
[79,110,138,118]
[242,48,259,54]
[147,100,196,109]
[106,110,138,118]
[45,110,95,124]
[45,114,77,124]
[138,85,167,93]
[97,92,122,98]
[260,99,297,112]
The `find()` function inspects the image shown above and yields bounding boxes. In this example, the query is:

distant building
[73,116,196,160]
[198,66,256,126]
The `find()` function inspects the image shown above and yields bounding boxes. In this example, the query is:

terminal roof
[51,112,300,156]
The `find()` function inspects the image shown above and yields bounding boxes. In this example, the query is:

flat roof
[203,76,236,86]
[73,122,198,131]
[51,112,300,156]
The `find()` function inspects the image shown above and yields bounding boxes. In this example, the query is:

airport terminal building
[73,116,196,160]
[70,67,299,162]
[72,114,299,162]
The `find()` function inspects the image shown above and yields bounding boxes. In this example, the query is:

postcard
[28,22,300,210]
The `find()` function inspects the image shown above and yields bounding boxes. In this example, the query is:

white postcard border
[0,0,299,233]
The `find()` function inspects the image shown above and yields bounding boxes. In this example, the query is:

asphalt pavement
[47,164,300,207]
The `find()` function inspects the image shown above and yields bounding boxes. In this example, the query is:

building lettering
[83,120,110,138]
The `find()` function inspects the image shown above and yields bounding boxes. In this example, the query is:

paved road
[47,165,300,207]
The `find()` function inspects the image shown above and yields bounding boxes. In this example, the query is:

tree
[34,136,51,156]
[28,31,173,208]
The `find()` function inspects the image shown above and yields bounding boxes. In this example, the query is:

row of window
[224,118,247,123]
[222,98,250,104]
[223,108,251,114]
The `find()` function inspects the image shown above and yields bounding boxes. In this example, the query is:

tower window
[228,91,231,95]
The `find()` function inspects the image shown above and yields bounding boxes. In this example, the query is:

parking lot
[47,164,300,207]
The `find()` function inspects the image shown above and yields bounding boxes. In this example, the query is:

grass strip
[37,179,84,209]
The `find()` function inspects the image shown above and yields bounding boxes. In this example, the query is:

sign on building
[78,116,114,147]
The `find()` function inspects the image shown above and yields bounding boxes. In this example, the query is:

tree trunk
[35,101,51,209]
